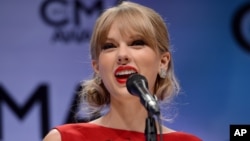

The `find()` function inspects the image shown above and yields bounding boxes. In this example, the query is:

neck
[94,98,149,132]
[90,98,175,134]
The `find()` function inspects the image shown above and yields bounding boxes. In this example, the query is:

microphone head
[126,73,148,96]
[126,73,160,115]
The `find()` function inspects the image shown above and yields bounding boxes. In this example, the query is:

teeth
[116,70,136,76]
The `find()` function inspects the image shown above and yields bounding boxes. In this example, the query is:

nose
[117,45,131,65]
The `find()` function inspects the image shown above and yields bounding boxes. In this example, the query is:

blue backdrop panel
[0,0,250,141]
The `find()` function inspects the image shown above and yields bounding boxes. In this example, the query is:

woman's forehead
[106,22,143,39]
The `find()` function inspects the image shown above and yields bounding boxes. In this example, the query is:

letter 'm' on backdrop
[0,0,250,141]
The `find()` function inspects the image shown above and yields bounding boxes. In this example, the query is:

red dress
[55,123,202,141]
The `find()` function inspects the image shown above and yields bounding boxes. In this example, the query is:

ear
[92,60,99,74]
[159,52,170,70]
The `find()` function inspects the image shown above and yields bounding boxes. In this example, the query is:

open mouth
[115,70,137,79]
[114,67,137,84]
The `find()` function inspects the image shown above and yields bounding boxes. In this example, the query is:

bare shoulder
[162,126,175,134]
[43,129,61,141]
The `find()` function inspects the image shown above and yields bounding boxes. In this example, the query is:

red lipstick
[114,66,137,84]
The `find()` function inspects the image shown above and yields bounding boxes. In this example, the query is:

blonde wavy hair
[79,1,180,119]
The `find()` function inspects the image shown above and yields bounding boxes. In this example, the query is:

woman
[43,1,201,141]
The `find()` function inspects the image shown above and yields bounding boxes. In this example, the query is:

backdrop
[1,0,250,141]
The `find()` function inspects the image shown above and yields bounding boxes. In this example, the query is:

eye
[131,40,146,46]
[101,43,116,50]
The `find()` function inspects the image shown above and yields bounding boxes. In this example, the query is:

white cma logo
[234,129,247,136]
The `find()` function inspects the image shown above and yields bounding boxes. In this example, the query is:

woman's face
[92,22,170,102]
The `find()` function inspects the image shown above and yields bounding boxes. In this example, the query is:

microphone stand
[145,112,157,141]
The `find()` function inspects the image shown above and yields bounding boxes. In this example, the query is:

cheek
[98,54,114,76]
[136,50,160,69]
[135,50,160,88]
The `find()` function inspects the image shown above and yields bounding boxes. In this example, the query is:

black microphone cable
[156,108,163,141]
[153,95,163,141]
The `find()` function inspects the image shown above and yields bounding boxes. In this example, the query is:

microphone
[126,74,160,116]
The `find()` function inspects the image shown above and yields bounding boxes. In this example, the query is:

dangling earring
[95,73,102,85]
[159,68,167,78]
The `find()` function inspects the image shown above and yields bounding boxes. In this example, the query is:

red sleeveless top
[55,123,202,141]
